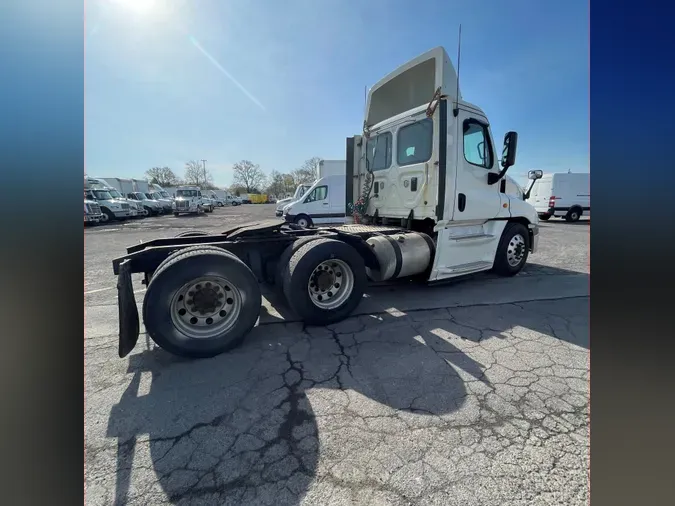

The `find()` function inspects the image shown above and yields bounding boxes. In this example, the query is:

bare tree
[232,160,267,193]
[145,167,180,187]
[184,160,214,188]
[292,157,321,184]
[265,170,287,198]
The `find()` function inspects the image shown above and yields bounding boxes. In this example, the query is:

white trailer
[113,46,541,360]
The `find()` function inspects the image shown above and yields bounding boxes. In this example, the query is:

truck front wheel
[282,238,366,325]
[492,222,530,277]
[142,246,261,358]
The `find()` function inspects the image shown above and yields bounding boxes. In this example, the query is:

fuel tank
[365,232,435,282]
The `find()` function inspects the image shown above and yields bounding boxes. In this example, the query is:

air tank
[365,232,435,282]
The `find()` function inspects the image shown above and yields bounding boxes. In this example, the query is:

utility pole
[201,159,207,186]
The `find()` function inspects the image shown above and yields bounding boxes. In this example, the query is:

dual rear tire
[144,238,366,358]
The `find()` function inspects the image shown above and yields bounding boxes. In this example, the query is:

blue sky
[85,0,588,188]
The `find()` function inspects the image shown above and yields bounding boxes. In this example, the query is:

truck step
[436,261,493,275]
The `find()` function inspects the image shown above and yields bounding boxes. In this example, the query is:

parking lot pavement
[85,209,589,506]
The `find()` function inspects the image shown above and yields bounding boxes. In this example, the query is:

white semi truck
[172,185,205,215]
[84,177,135,222]
[84,196,104,224]
[94,178,146,217]
[112,46,542,359]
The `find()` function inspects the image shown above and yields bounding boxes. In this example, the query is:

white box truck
[112,46,542,360]
[318,159,346,178]
[527,171,590,222]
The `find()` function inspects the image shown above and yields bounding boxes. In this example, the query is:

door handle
[322,202,328,206]
[458,193,466,212]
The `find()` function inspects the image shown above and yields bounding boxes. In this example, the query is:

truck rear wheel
[538,213,551,221]
[274,236,325,295]
[143,246,261,358]
[492,222,530,277]
[282,238,366,325]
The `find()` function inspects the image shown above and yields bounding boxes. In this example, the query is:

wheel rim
[571,212,579,220]
[170,276,242,339]
[100,213,109,222]
[297,218,309,227]
[506,233,526,267]
[307,259,354,310]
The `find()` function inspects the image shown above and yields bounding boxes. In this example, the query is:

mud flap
[117,260,140,358]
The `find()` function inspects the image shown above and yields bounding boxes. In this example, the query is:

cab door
[451,108,503,222]
[428,105,507,282]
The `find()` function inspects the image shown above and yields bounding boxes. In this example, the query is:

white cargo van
[275,183,313,216]
[528,172,590,222]
[282,174,346,227]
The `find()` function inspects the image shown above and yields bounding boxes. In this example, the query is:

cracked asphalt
[85,205,589,505]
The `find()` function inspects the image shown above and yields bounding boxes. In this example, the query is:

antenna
[453,24,462,117]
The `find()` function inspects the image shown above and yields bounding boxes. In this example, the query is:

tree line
[145,157,322,197]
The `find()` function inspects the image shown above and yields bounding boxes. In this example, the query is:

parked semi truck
[84,177,134,222]
[172,185,204,215]
[112,46,542,360]
[84,196,104,224]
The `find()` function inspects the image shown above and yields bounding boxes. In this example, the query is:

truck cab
[173,186,204,215]
[127,192,163,216]
[84,197,104,224]
[84,187,132,222]
[346,46,539,281]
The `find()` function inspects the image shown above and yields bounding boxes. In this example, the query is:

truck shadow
[106,270,588,505]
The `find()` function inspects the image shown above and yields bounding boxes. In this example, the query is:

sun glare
[111,0,158,16]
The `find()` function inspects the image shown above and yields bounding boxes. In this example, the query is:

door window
[463,120,493,169]
[397,118,433,166]
[366,132,392,171]
[304,185,327,203]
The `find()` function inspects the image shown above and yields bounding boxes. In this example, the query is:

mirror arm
[523,179,537,200]
[488,164,510,185]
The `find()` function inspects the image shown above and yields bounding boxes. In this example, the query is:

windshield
[176,190,198,197]
[93,190,112,200]
[134,192,148,200]
[144,193,155,199]
[160,191,170,198]
[151,192,162,200]
[108,189,123,199]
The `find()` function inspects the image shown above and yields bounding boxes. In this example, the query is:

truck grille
[177,201,189,209]
[121,203,130,210]
[88,203,101,214]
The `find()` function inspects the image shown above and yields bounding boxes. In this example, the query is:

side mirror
[528,169,543,180]
[501,131,518,169]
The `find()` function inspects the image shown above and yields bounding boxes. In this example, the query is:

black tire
[294,214,313,228]
[492,222,530,277]
[102,208,115,222]
[174,212,180,217]
[282,238,366,325]
[274,236,326,295]
[174,230,208,238]
[538,213,551,221]
[143,246,261,358]
[144,206,154,216]
[565,207,582,222]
